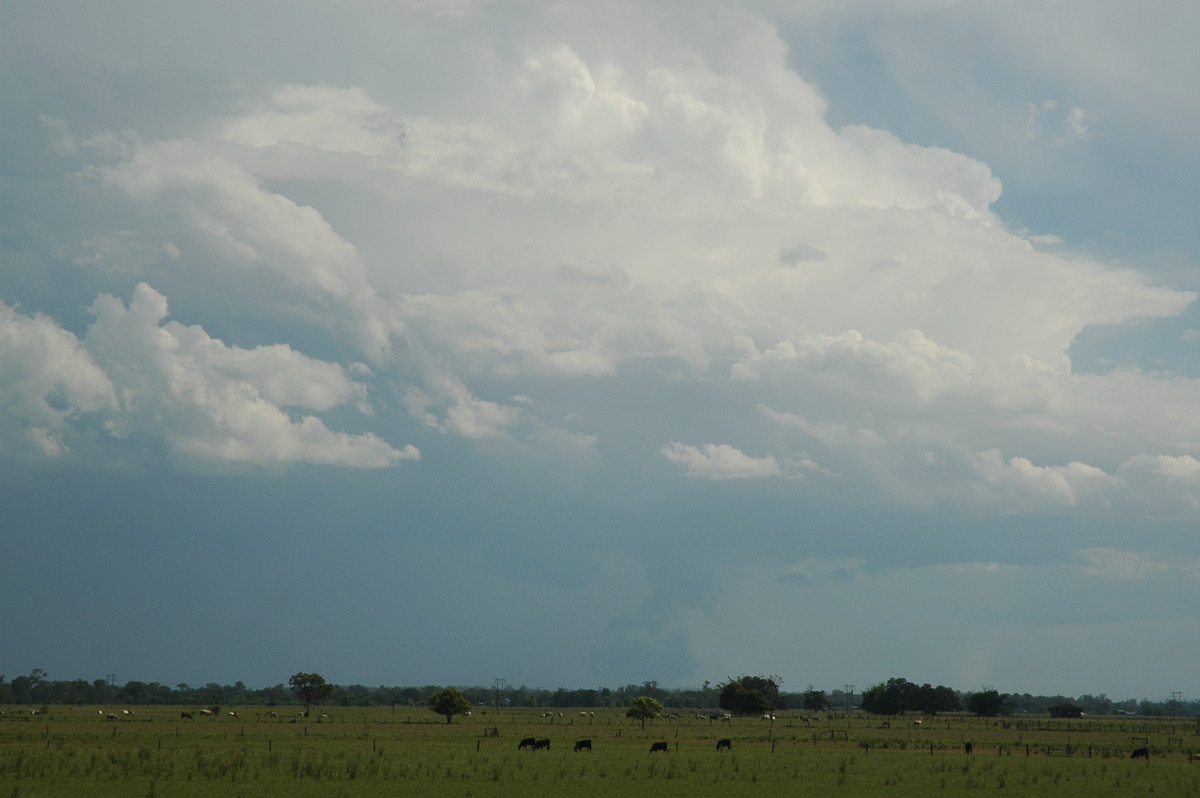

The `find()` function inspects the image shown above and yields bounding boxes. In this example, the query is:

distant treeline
[0,671,1194,717]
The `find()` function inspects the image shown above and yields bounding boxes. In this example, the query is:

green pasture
[1,706,1197,797]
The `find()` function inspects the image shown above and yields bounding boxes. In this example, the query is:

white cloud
[404,379,521,440]
[1024,100,1093,146]
[1074,548,1169,580]
[93,132,394,361]
[968,450,1115,510]
[758,393,1200,516]
[1055,106,1091,146]
[660,441,780,480]
[81,283,415,468]
[0,301,117,459]
[781,557,869,583]
[952,561,1017,573]
[1114,454,1200,516]
[219,84,397,156]
[10,2,1200,517]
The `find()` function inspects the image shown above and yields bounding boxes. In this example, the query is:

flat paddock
[0,706,1196,797]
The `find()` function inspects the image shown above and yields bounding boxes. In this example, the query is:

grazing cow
[180,712,194,720]
[912,720,922,727]
[649,741,668,753]
[964,742,973,755]
[533,739,551,751]
[122,709,134,716]
[716,738,732,751]
[106,714,117,721]
[1131,747,1150,760]
[574,739,592,752]
[580,711,589,717]
[199,709,214,717]
[228,711,239,720]
[269,711,278,720]
[518,737,537,750]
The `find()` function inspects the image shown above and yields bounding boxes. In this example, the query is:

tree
[916,683,961,714]
[965,689,1010,717]
[860,677,960,716]
[718,675,783,715]
[802,686,829,712]
[289,672,333,717]
[626,696,663,729]
[427,687,472,723]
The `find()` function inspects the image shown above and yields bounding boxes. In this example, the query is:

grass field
[1,706,1197,797]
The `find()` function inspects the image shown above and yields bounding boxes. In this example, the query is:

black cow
[518,737,537,750]
[533,739,551,751]
[716,738,732,751]
[964,742,973,754]
[574,739,592,752]
[649,741,668,753]
[180,712,194,720]
[1131,747,1150,760]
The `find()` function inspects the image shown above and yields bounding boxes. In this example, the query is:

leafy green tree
[427,687,472,723]
[626,696,664,729]
[965,688,1010,717]
[289,672,333,717]
[718,675,783,715]
[802,686,829,712]
[861,677,960,715]
[861,677,923,715]
[916,683,961,714]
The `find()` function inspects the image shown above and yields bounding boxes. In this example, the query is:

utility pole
[494,678,506,713]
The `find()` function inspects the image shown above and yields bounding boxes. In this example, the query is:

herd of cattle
[519,736,734,753]
[0,709,1159,759]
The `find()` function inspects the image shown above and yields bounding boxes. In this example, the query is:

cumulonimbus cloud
[14,3,1199,519]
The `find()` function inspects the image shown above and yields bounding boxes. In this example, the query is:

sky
[2,0,1199,702]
